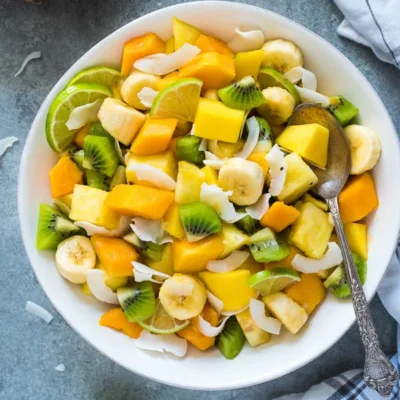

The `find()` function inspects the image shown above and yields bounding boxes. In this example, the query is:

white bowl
[18,0,400,390]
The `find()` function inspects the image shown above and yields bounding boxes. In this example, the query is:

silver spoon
[288,103,398,397]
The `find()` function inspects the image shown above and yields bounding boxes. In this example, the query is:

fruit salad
[37,17,381,359]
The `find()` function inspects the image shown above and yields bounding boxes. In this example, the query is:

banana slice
[55,236,96,284]
[261,39,303,73]
[344,124,381,175]
[159,274,207,320]
[218,158,264,206]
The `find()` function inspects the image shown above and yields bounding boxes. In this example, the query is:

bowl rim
[18,0,400,390]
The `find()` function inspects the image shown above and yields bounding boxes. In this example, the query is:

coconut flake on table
[292,242,343,273]
[25,301,53,323]
[132,261,170,284]
[220,305,249,317]
[135,330,188,357]
[206,251,249,273]
[0,136,18,159]
[14,51,41,77]
[246,193,271,220]
[249,299,282,335]
[228,27,265,53]
[266,144,287,196]
[75,217,131,237]
[134,43,200,75]
[235,116,260,159]
[86,270,119,304]
[284,67,317,91]
[130,217,163,243]
[295,86,330,107]
[137,87,159,108]
[55,364,65,372]
[127,164,176,191]
[65,98,104,130]
[207,291,224,316]
[198,315,230,337]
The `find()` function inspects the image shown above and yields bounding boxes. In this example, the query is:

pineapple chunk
[262,292,308,334]
[175,161,206,204]
[234,49,265,81]
[146,244,174,276]
[219,223,250,258]
[278,153,318,204]
[236,308,271,347]
[172,17,201,50]
[69,185,121,230]
[302,193,328,211]
[202,166,219,185]
[290,202,333,259]
[344,223,368,259]
[163,202,185,239]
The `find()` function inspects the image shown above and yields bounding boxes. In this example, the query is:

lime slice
[46,83,112,152]
[138,300,190,334]
[248,268,300,296]
[67,66,121,89]
[150,78,203,122]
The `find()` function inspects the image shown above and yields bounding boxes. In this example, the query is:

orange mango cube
[260,201,300,232]
[49,156,83,198]
[195,34,234,58]
[99,308,142,338]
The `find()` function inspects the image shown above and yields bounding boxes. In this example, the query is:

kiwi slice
[216,316,245,360]
[218,76,265,110]
[86,169,111,191]
[88,121,112,139]
[242,116,274,153]
[110,165,127,190]
[178,202,222,242]
[117,282,157,322]
[70,149,85,168]
[235,209,260,236]
[324,253,367,298]
[123,232,165,261]
[258,67,300,105]
[176,136,205,164]
[36,204,80,250]
[83,135,119,177]
[328,95,359,127]
[249,227,290,263]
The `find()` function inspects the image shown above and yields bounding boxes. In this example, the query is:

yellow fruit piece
[98,263,129,290]
[265,245,301,270]
[58,193,73,209]
[174,120,192,137]
[74,124,89,148]
[165,37,175,54]
[49,156,84,198]
[146,244,174,276]
[175,161,206,204]
[81,282,93,296]
[236,308,271,347]
[125,150,177,186]
[277,153,319,204]
[172,17,201,50]
[247,152,269,178]
[99,308,143,339]
[277,124,330,169]
[193,98,246,143]
[260,201,300,232]
[202,166,219,185]
[285,273,326,314]
[219,223,250,258]
[302,193,328,211]
[69,185,121,230]
[180,52,235,90]
[290,202,333,259]
[199,269,256,312]
[344,223,368,259]
[238,252,263,275]
[203,89,220,101]
[163,202,185,239]
[235,49,264,81]
[195,34,234,58]
[172,235,224,273]
[158,71,182,91]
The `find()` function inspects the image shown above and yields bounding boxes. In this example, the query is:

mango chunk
[165,37,175,54]
[99,308,142,339]
[175,161,206,204]
[193,98,245,143]
[49,156,84,198]
[157,71,182,91]
[247,152,269,178]
[180,52,235,90]
[163,202,185,239]
[260,201,300,232]
[277,123,330,169]
[74,125,89,148]
[172,17,201,50]
[344,223,368,259]
[195,34,234,58]
[235,49,264,81]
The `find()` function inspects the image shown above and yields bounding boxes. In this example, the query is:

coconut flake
[284,67,317,91]
[249,299,282,335]
[163,279,193,297]
[137,87,159,108]
[75,217,131,237]
[228,27,265,53]
[207,291,224,315]
[220,305,249,317]
[206,251,249,273]
[198,315,230,337]
[198,138,208,152]
[246,193,271,220]
[0,136,18,159]
[135,330,187,357]
[25,301,53,323]
[132,261,170,283]
[65,99,103,130]
[295,86,330,107]
[204,151,225,170]
[200,183,236,222]
[86,270,119,304]
[292,242,343,273]
[204,151,221,161]
[131,218,163,243]
[14,51,41,77]
[189,124,195,135]
[134,43,200,75]
[114,140,126,166]
[127,164,176,191]
[235,116,260,159]
[55,364,65,372]
[266,144,287,196]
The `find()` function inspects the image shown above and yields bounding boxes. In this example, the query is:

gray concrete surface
[1,0,399,399]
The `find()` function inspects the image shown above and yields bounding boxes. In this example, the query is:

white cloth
[333,0,400,68]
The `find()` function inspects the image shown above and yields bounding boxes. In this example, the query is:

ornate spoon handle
[327,197,398,397]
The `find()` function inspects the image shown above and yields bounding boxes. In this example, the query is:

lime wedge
[150,78,203,122]
[67,66,121,89]
[46,83,112,152]
[248,268,300,296]
[138,300,190,334]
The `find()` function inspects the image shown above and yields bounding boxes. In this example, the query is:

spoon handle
[327,197,398,397]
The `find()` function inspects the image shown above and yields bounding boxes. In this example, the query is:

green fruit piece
[36,204,80,250]
[117,282,157,322]
[123,232,165,261]
[328,95,359,127]
[46,83,112,152]
[88,120,112,139]
[138,300,190,334]
[86,169,111,191]
[178,201,222,242]
[249,227,290,263]
[217,76,265,110]
[324,253,367,298]
[150,78,203,122]
[83,135,119,177]
[251,116,274,153]
[109,165,127,190]
[70,149,85,168]
[234,209,259,236]
[258,67,300,105]
[216,316,245,360]
[248,268,300,296]
[67,66,121,89]
[176,136,205,164]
